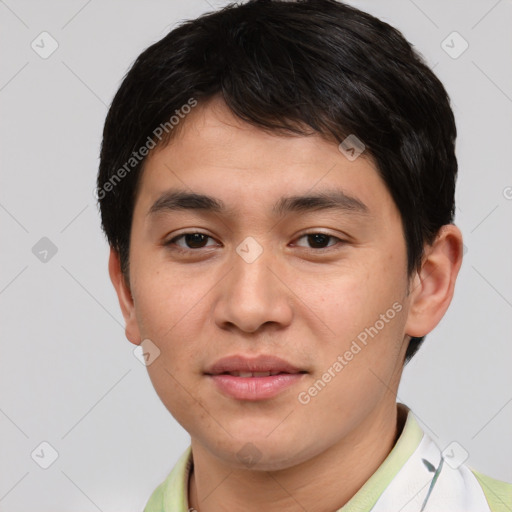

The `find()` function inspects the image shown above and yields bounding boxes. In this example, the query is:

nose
[213,243,294,334]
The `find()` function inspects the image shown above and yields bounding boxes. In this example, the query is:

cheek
[296,254,405,344]
[304,260,409,405]
[297,303,408,429]
[131,254,206,338]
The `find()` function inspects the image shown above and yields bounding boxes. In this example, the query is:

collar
[144,403,491,511]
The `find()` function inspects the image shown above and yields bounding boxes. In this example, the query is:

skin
[109,96,463,511]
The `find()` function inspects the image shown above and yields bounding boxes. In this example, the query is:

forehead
[135,97,396,221]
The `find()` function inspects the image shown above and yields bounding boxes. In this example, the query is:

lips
[205,355,307,401]
[205,354,305,376]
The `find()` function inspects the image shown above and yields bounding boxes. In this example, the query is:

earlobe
[404,224,464,338]
[108,247,142,346]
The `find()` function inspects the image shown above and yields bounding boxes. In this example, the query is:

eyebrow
[273,190,370,217]
[147,188,370,218]
[148,189,230,216]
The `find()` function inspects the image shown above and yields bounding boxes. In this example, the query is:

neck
[188,401,404,512]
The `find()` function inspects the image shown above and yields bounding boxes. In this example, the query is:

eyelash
[165,231,345,253]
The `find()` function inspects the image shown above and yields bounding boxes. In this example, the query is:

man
[97,0,511,510]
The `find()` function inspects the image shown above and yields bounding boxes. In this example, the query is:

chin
[203,429,318,472]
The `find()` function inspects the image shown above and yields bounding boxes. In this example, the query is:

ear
[108,247,141,346]
[404,224,464,337]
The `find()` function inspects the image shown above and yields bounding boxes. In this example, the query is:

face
[122,97,417,470]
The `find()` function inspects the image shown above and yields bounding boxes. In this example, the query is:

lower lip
[208,373,305,401]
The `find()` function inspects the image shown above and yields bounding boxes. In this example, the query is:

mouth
[205,354,306,375]
[214,370,303,377]
[205,355,308,401]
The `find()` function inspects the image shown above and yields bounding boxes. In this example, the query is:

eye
[293,232,343,249]
[166,232,218,250]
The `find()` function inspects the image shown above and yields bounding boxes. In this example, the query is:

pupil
[308,233,329,248]
[186,233,207,248]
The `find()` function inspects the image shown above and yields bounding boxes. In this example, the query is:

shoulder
[470,469,512,512]
[144,479,166,512]
[143,446,193,512]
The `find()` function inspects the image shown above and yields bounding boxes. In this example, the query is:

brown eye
[295,233,342,249]
[183,233,208,248]
[167,232,216,249]
[307,233,331,248]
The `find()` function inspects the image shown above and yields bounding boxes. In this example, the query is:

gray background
[1,0,511,510]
